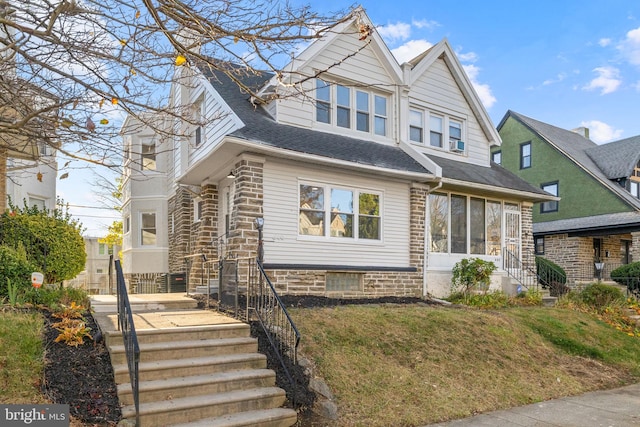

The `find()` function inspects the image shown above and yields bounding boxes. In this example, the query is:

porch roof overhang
[533,211,640,237]
[439,177,560,203]
[178,136,438,186]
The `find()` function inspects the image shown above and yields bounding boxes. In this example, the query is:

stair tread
[117,369,275,394]
[113,353,266,374]
[109,336,256,353]
[120,387,286,418]
[105,322,249,337]
[168,408,297,427]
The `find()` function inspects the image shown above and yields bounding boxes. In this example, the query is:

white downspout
[423,181,443,297]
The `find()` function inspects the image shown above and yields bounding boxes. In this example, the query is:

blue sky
[63,0,640,236]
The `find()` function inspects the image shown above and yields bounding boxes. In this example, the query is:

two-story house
[66,237,121,294]
[495,110,640,285]
[122,9,553,298]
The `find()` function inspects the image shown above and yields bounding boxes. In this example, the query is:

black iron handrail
[503,247,538,292]
[249,260,301,396]
[115,260,140,427]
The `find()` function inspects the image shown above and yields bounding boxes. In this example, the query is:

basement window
[326,272,363,292]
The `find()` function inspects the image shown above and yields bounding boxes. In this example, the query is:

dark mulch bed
[41,294,433,426]
[42,310,121,426]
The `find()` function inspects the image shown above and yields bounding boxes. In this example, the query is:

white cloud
[391,39,433,64]
[542,73,567,86]
[457,51,478,62]
[376,22,411,42]
[463,64,496,109]
[598,38,612,47]
[582,66,621,94]
[579,120,623,143]
[618,27,640,65]
[412,19,440,30]
[633,80,640,91]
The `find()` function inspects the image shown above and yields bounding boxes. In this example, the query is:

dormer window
[315,79,388,137]
[410,108,465,154]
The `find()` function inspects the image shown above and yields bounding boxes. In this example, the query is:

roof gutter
[440,177,559,202]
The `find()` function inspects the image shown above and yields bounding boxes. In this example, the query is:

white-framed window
[141,138,156,171]
[315,79,388,137]
[193,93,205,146]
[194,197,204,222]
[96,268,104,274]
[410,108,465,153]
[140,212,157,246]
[299,183,381,240]
[28,197,46,211]
[492,150,502,164]
[429,192,505,255]
[124,215,130,234]
[99,243,106,255]
[409,109,423,143]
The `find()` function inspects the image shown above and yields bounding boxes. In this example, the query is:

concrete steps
[93,295,296,427]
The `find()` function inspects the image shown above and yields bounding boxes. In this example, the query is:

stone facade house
[495,110,640,285]
[121,9,552,298]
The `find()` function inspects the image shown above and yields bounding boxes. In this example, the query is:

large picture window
[429,193,508,256]
[299,183,381,240]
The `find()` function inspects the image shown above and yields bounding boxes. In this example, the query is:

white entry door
[504,204,521,268]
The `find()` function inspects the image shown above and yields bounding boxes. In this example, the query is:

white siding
[273,22,396,132]
[409,58,491,166]
[188,76,242,167]
[262,159,410,267]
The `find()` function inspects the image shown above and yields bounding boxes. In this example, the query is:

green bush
[0,200,85,285]
[0,245,36,298]
[535,257,567,294]
[451,258,497,295]
[22,286,90,311]
[610,262,640,297]
[579,283,626,312]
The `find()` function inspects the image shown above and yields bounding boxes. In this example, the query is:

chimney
[571,126,589,139]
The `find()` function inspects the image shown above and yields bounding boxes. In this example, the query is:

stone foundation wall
[265,269,423,298]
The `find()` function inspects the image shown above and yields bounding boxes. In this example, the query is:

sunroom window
[429,192,506,255]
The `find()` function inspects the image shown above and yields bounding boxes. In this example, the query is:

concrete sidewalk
[428,383,640,426]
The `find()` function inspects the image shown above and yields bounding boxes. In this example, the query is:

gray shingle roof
[585,135,640,180]
[502,110,640,210]
[534,211,640,235]
[426,154,551,197]
[198,64,429,174]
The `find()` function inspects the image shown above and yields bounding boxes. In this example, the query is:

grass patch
[0,309,46,403]
[292,304,640,426]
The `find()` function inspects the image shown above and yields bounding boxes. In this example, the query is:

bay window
[141,212,157,246]
[300,183,381,240]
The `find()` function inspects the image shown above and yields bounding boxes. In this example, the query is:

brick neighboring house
[495,110,640,285]
[121,9,553,298]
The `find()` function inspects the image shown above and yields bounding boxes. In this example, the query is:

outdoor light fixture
[226,170,235,179]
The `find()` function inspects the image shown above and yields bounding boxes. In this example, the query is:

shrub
[0,244,36,298]
[451,258,497,296]
[579,283,626,312]
[611,262,640,297]
[22,286,89,311]
[535,257,566,291]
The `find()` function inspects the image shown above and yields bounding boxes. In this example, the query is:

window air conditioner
[450,140,465,153]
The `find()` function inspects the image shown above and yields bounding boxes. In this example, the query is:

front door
[504,204,521,270]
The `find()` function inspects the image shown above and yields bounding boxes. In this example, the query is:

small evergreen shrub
[610,262,640,297]
[451,258,497,296]
[0,245,35,298]
[535,257,567,296]
[579,283,626,312]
